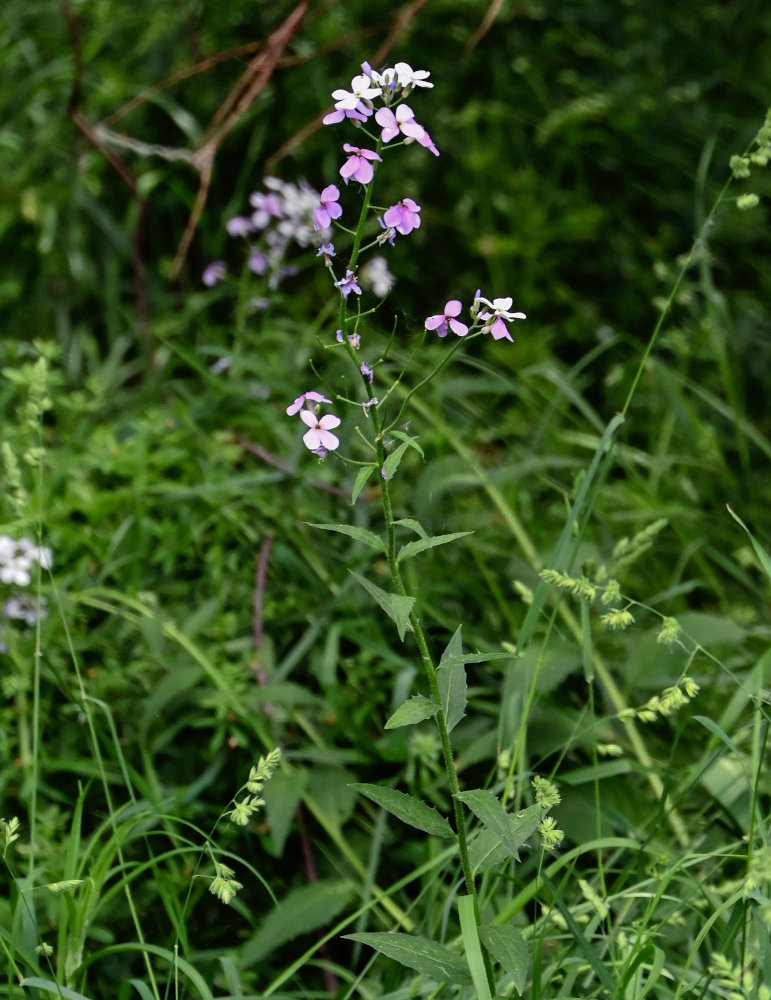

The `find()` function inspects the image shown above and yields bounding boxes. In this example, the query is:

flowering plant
[274,61,538,992]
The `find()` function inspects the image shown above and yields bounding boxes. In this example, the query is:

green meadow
[2,2,770,997]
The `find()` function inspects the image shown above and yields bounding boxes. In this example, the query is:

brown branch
[252,530,275,654]
[465,0,504,52]
[170,1,310,280]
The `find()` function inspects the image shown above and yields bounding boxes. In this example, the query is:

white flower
[360,256,395,297]
[394,62,433,89]
[332,74,382,110]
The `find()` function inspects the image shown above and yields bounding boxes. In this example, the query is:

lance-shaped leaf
[351,783,454,839]
[349,570,414,641]
[458,789,540,861]
[468,802,541,873]
[397,531,473,564]
[437,626,467,732]
[479,924,528,995]
[306,523,385,552]
[385,694,439,729]
[351,464,378,504]
[345,932,471,985]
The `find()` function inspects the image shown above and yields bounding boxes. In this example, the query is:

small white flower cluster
[0,535,51,643]
[203,177,332,293]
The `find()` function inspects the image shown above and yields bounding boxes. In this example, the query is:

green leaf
[397,531,473,564]
[351,783,454,838]
[345,932,471,985]
[240,881,355,966]
[479,924,528,995]
[349,570,414,641]
[351,464,377,503]
[20,980,94,1000]
[394,517,428,539]
[306,523,385,552]
[437,626,467,733]
[382,440,412,480]
[390,430,425,457]
[727,505,771,581]
[458,790,539,861]
[467,804,542,873]
[385,694,439,729]
[458,896,493,1000]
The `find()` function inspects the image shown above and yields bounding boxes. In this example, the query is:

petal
[318,430,340,451]
[302,428,322,450]
[444,300,463,317]
[300,410,318,428]
[449,319,469,336]
[319,414,341,430]
[424,315,443,330]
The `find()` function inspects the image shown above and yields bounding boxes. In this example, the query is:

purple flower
[315,185,343,230]
[226,215,254,237]
[361,361,374,383]
[323,106,370,126]
[286,391,331,416]
[340,144,382,185]
[316,243,336,259]
[425,300,468,338]
[249,191,283,229]
[248,250,268,275]
[336,329,361,349]
[334,269,362,298]
[476,295,526,342]
[374,104,426,144]
[417,128,440,156]
[202,261,226,287]
[383,198,421,236]
[300,411,341,452]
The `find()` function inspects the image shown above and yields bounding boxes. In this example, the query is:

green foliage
[2,0,771,997]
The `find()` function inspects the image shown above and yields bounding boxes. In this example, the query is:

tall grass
[2,2,771,998]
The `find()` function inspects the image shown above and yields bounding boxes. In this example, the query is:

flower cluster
[312,60,441,310]
[228,748,281,827]
[203,177,331,292]
[286,392,341,460]
[424,292,526,343]
[0,535,51,651]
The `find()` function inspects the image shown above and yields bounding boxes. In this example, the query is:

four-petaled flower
[300,411,341,452]
[425,300,468,338]
[374,104,425,144]
[315,185,343,230]
[383,198,421,235]
[476,295,526,342]
[340,144,382,185]
[331,74,382,110]
[335,269,362,297]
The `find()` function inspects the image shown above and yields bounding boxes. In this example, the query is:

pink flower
[300,411,341,452]
[315,185,343,230]
[425,300,468,338]
[374,104,425,144]
[383,198,421,235]
[339,144,382,185]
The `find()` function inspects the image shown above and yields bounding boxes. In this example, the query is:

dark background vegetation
[1,0,770,994]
